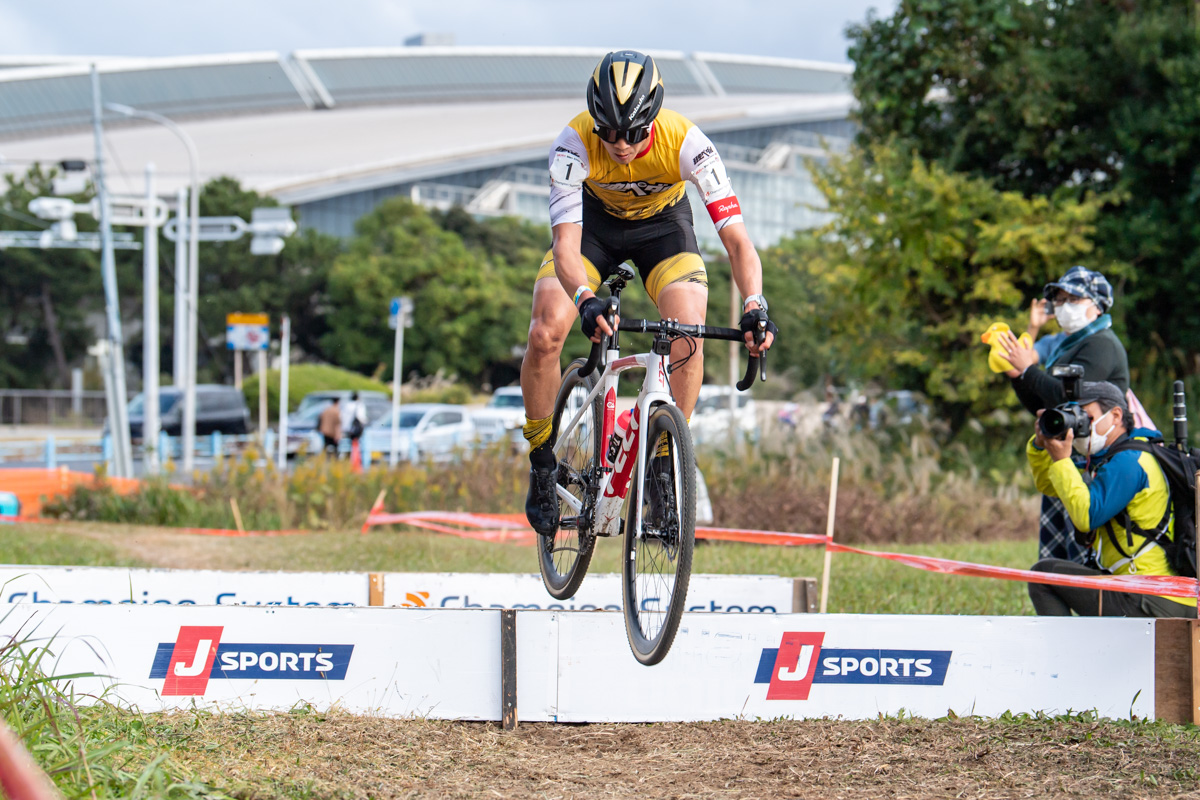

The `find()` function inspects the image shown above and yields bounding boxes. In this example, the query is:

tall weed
[43,431,1039,544]
[0,611,219,797]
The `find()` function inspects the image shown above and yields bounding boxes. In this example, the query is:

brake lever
[755,319,768,382]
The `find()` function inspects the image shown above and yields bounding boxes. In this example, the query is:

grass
[6,521,1039,616]
[0,613,224,798]
[0,524,137,567]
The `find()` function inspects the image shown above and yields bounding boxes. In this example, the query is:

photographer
[1026,381,1195,618]
[996,266,1131,563]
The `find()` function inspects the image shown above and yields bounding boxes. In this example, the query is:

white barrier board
[0,605,1157,722]
[531,612,1156,722]
[383,572,794,613]
[0,566,368,607]
[0,604,501,719]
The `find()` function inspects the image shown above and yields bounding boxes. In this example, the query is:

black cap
[1075,381,1128,415]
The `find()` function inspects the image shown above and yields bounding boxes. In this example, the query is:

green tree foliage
[848,0,1200,358]
[193,177,342,382]
[780,143,1113,431]
[322,198,532,386]
[0,165,127,388]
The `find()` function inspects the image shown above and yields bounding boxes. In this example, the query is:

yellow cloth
[980,322,1033,373]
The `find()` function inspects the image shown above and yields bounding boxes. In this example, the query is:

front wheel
[622,403,695,666]
[538,358,601,600]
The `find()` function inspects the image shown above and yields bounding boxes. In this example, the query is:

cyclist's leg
[650,265,708,419]
[521,250,602,533]
[630,203,708,418]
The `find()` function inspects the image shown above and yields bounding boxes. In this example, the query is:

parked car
[123,385,250,439]
[285,390,391,454]
[472,386,526,443]
[689,385,758,445]
[359,403,476,462]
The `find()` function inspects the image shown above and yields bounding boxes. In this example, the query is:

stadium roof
[0,47,854,205]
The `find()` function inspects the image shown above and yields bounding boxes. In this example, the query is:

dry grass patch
[149,711,1200,799]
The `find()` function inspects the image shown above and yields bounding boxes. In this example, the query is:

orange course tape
[362,511,1200,600]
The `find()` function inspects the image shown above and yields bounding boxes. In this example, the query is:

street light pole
[143,163,160,473]
[105,102,201,474]
[173,186,188,388]
[91,65,134,479]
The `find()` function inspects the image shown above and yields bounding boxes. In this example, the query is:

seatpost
[606,295,620,352]
[1173,380,1188,450]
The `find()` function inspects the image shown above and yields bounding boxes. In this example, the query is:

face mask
[1073,408,1114,455]
[1054,300,1093,334]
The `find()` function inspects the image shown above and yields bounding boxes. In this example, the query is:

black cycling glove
[578,296,608,339]
[739,308,779,344]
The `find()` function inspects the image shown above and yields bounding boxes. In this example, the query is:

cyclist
[521,49,777,535]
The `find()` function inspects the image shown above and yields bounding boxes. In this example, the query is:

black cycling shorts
[536,191,707,305]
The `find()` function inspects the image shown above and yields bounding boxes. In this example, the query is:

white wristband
[572,285,590,307]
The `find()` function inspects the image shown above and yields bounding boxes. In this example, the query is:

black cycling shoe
[525,463,560,536]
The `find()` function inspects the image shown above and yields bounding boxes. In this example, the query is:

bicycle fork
[593,346,673,537]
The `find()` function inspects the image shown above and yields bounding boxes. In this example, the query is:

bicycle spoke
[622,404,695,666]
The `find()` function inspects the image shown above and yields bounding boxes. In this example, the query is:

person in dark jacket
[995,266,1132,562]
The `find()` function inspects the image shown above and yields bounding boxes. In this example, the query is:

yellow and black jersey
[547,108,743,231]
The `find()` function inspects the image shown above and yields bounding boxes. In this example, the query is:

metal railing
[0,390,108,426]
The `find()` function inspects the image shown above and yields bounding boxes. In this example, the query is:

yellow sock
[523,415,553,450]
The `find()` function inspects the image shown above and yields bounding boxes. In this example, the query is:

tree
[189,177,343,382]
[848,0,1200,359]
[322,198,532,386]
[0,165,117,388]
[779,143,1114,431]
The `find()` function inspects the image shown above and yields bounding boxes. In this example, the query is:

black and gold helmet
[586,50,664,144]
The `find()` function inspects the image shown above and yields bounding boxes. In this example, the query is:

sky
[0,0,897,64]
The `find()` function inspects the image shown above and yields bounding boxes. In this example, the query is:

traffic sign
[226,313,270,350]
[388,296,414,329]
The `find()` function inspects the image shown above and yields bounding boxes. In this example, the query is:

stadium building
[0,47,854,248]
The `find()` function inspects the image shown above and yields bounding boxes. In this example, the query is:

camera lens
[1039,409,1068,438]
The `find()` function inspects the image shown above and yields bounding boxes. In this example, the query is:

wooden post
[229,497,245,533]
[819,457,840,614]
[501,609,517,730]
[1153,618,1193,722]
[368,573,384,606]
[1193,621,1200,725]
[791,577,819,613]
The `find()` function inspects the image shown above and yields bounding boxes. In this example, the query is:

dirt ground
[26,522,1200,797]
[150,712,1200,800]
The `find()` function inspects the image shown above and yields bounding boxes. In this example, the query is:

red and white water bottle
[606,409,631,466]
[596,407,640,536]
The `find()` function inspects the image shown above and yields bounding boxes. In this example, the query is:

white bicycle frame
[553,342,677,540]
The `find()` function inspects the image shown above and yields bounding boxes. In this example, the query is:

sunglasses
[595,124,652,145]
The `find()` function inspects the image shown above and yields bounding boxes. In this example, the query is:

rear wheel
[538,358,601,600]
[622,403,695,666]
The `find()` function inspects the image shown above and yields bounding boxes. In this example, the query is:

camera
[1038,365,1090,440]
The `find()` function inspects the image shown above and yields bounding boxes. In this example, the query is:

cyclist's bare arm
[681,129,774,356]
[718,222,773,356]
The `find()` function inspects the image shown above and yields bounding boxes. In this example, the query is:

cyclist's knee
[527,312,572,356]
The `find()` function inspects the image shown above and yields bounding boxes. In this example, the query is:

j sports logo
[149,626,354,696]
[754,632,951,701]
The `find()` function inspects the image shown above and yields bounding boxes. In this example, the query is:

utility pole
[90,64,134,478]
